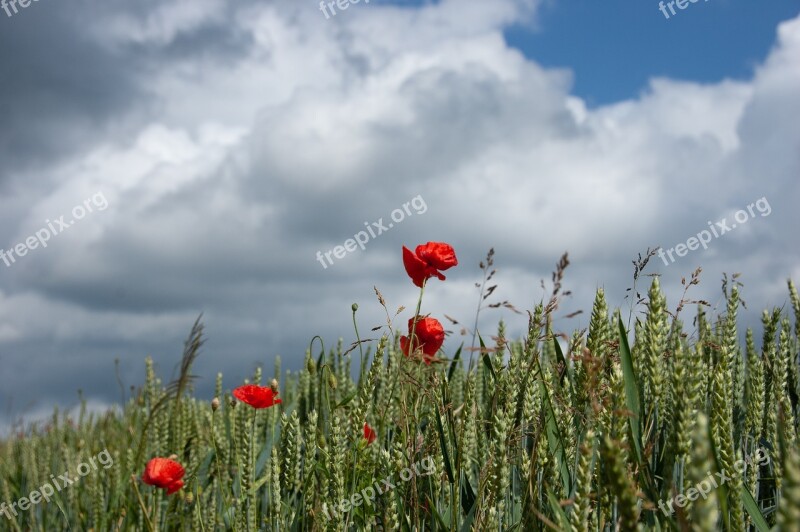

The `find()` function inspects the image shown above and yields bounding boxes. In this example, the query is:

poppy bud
[307,357,316,375]
[352,303,358,312]
[327,372,338,390]
[211,397,220,411]
[270,379,279,393]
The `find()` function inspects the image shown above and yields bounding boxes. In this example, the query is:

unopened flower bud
[327,372,338,390]
[352,303,358,312]
[307,357,317,375]
[211,397,220,411]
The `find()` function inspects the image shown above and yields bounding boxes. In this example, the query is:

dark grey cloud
[0,4,142,183]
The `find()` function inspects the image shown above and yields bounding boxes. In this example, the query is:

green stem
[131,476,156,532]
[249,411,257,529]
[409,280,427,358]
[352,304,366,388]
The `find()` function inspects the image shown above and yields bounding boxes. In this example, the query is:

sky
[0,0,798,434]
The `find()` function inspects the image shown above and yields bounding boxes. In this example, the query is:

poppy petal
[142,457,185,494]
[166,479,184,495]
[363,422,377,444]
[402,317,445,362]
[415,242,458,271]
[400,335,410,356]
[233,384,281,409]
[402,246,428,287]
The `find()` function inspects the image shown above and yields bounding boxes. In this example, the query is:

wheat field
[1,250,799,531]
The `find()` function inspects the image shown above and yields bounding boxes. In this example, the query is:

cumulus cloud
[1,0,798,433]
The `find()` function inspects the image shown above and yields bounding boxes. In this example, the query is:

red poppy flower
[142,457,185,495]
[402,242,458,288]
[400,316,445,364]
[363,422,377,445]
[233,385,282,409]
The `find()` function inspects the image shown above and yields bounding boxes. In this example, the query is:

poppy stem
[249,409,257,528]
[352,304,366,388]
[131,475,156,532]
[409,279,427,359]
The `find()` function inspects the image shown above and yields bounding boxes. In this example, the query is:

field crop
[1,244,799,531]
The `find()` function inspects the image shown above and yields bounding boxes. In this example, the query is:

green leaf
[252,474,270,493]
[332,390,357,410]
[433,402,454,484]
[479,333,496,381]
[552,336,568,379]
[461,474,476,518]
[546,490,569,530]
[617,316,661,505]
[459,481,477,532]
[196,449,216,486]
[441,378,461,471]
[427,494,449,529]
[741,485,770,532]
[617,316,644,466]
[536,356,571,492]
[553,336,574,392]
[447,343,463,382]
